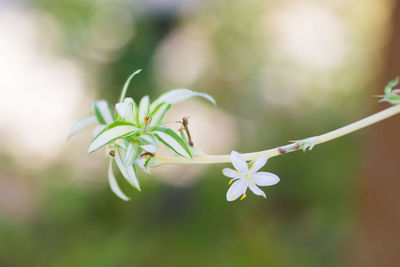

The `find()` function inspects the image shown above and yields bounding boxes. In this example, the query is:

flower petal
[230,151,248,173]
[226,179,248,202]
[249,183,266,198]
[253,172,280,186]
[250,155,268,173]
[222,168,241,179]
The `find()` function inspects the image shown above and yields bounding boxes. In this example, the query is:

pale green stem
[154,104,400,165]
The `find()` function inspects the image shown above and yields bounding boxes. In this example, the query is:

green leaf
[115,149,141,191]
[380,77,400,105]
[295,137,318,152]
[178,129,204,156]
[93,100,115,125]
[136,134,158,153]
[384,76,399,94]
[137,156,158,173]
[119,69,142,102]
[179,129,190,143]
[150,89,216,112]
[145,157,159,168]
[124,143,140,167]
[67,115,97,139]
[108,160,130,201]
[138,95,150,126]
[88,122,139,153]
[140,144,157,153]
[124,98,138,123]
[149,103,171,128]
[136,133,156,145]
[154,127,192,158]
[380,95,400,104]
[116,98,138,124]
[92,125,106,138]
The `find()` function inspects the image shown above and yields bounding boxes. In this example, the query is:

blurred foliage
[0,142,356,267]
[0,0,387,266]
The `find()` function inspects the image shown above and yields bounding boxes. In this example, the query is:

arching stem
[154,104,400,165]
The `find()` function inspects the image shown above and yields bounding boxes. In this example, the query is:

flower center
[245,173,251,179]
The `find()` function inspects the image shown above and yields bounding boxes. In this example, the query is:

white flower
[223,151,280,201]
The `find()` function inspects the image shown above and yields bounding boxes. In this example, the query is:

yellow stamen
[144,116,149,124]
[235,171,240,174]
[250,164,254,170]
[245,174,250,179]
[252,181,255,186]
[229,179,233,185]
[232,192,235,198]
[240,194,247,200]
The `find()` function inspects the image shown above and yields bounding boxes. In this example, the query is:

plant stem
[154,104,400,165]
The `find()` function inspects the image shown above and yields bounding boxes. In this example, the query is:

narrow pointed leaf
[154,127,192,158]
[116,98,138,124]
[92,125,106,138]
[136,134,158,153]
[115,150,141,191]
[384,76,399,94]
[108,160,130,201]
[119,69,142,102]
[179,129,188,143]
[124,143,139,167]
[136,158,150,174]
[88,122,139,153]
[140,144,157,153]
[138,95,150,126]
[126,166,140,190]
[150,89,216,111]
[149,103,171,128]
[123,97,138,124]
[116,102,130,118]
[93,100,115,125]
[112,139,128,150]
[67,115,97,139]
[136,134,156,145]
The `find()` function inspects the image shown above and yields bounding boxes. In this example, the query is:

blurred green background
[1,0,399,266]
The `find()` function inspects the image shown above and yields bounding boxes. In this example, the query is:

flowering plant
[69,72,400,202]
[69,70,216,200]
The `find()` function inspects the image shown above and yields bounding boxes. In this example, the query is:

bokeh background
[1,0,400,266]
